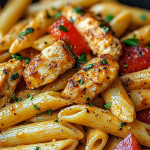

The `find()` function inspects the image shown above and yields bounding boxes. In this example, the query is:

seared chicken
[23,40,76,89]
[0,59,24,108]
[62,54,119,103]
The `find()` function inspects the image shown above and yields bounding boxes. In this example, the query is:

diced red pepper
[115,133,142,150]
[118,42,150,75]
[47,16,90,55]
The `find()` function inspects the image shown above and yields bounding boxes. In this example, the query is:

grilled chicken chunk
[23,40,76,89]
[63,6,122,61]
[0,59,24,108]
[62,54,119,103]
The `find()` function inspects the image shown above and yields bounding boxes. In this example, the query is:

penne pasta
[58,105,150,147]
[0,139,78,150]
[32,34,55,51]
[0,120,83,147]
[9,8,58,54]
[85,128,108,150]
[119,68,150,91]
[110,11,131,37]
[102,77,136,122]
[0,91,71,130]
[0,0,32,35]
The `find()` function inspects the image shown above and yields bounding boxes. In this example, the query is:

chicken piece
[0,59,24,108]
[63,6,122,61]
[62,54,119,103]
[23,40,76,89]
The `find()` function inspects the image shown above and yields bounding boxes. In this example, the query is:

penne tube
[0,51,11,63]
[102,77,136,122]
[32,34,55,51]
[9,8,58,54]
[85,128,108,150]
[110,11,131,37]
[90,2,150,27]
[0,120,83,147]
[28,110,59,123]
[128,89,150,112]
[103,136,122,150]
[0,91,71,130]
[0,0,32,35]
[121,24,150,45]
[0,139,78,150]
[119,68,150,91]
[58,105,150,147]
[42,68,76,92]
[0,18,31,51]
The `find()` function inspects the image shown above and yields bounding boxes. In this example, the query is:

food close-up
[0,0,150,149]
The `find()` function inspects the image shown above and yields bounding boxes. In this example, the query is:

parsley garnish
[123,38,138,46]
[11,73,19,81]
[120,122,126,128]
[69,17,75,24]
[38,109,52,116]
[45,10,51,18]
[105,15,114,22]
[86,97,90,101]
[85,63,94,70]
[133,34,136,39]
[18,28,34,37]
[88,103,93,106]
[3,68,7,74]
[33,105,39,111]
[12,53,30,64]
[59,25,68,32]
[99,22,104,28]
[30,94,33,100]
[12,93,22,102]
[73,7,83,15]
[123,64,128,68]
[78,79,84,84]
[104,102,111,110]
[102,59,109,65]
[34,147,39,150]
[104,27,109,33]
[77,53,87,63]
[52,7,56,11]
[146,45,150,49]
[54,12,62,20]
[54,119,58,122]
[138,51,142,56]
[140,13,147,21]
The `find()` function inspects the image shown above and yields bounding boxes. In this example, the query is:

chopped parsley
[11,73,19,81]
[105,15,114,22]
[102,59,109,65]
[52,7,56,11]
[33,105,39,111]
[12,93,22,102]
[85,63,94,70]
[54,12,62,20]
[120,122,126,128]
[12,53,30,64]
[123,64,128,68]
[104,102,111,110]
[34,147,39,150]
[140,13,147,21]
[133,34,136,39]
[123,38,138,46]
[18,28,34,37]
[86,97,90,101]
[45,10,51,18]
[59,25,68,32]
[30,94,33,100]
[99,22,104,28]
[146,45,150,49]
[78,79,84,84]
[69,17,75,24]
[77,52,87,63]
[38,109,52,116]
[104,27,109,33]
[73,7,83,15]
[88,103,93,106]
[3,68,7,74]
[138,51,142,56]
[54,119,58,122]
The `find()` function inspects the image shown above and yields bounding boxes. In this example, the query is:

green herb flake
[78,79,84,85]
[123,38,138,47]
[52,7,56,11]
[77,52,87,63]
[54,119,58,122]
[38,109,52,116]
[73,7,83,16]
[11,73,19,81]
[12,93,22,102]
[102,59,109,65]
[140,13,147,21]
[54,12,62,20]
[30,94,33,100]
[123,64,128,68]
[69,17,75,24]
[104,27,109,33]
[33,105,39,111]
[45,10,52,18]
[104,102,111,110]
[105,15,114,22]
[133,34,136,39]
[88,103,93,106]
[85,63,94,70]
[34,147,39,150]
[3,68,7,74]
[59,25,68,32]
[86,97,90,101]
[138,51,142,56]
[99,22,104,28]
[18,28,34,37]
[120,122,126,128]
[146,45,150,49]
